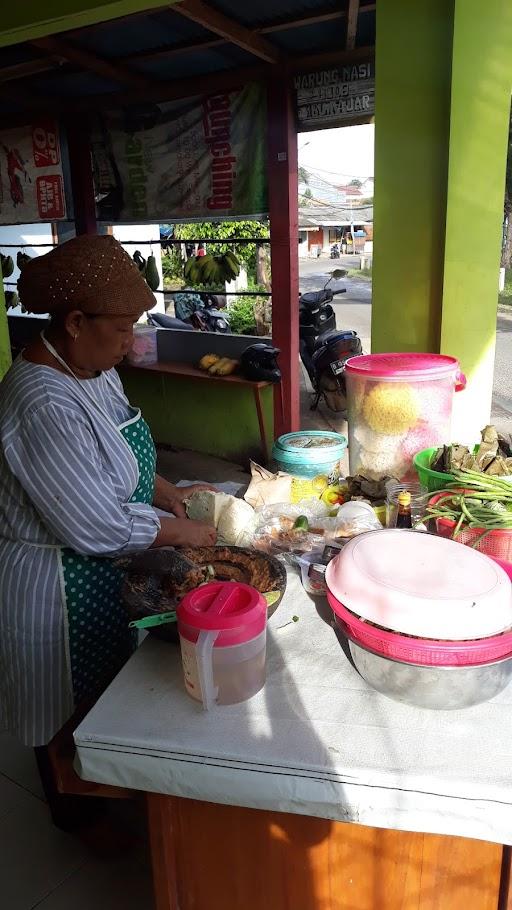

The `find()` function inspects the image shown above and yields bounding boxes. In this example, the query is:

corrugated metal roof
[299,204,374,226]
[0,1,376,117]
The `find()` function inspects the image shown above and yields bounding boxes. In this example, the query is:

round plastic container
[177,582,267,710]
[345,353,466,482]
[126,325,158,366]
[272,431,347,480]
[413,447,455,492]
[325,529,512,640]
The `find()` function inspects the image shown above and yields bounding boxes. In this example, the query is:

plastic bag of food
[252,500,334,555]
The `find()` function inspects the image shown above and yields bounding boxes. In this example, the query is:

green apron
[40,328,158,707]
[61,411,156,704]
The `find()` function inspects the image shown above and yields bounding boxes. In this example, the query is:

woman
[0,234,216,761]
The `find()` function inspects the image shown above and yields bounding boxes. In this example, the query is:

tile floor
[0,732,154,909]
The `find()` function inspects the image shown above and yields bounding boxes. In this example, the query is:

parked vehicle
[151,291,231,334]
[299,271,362,412]
[330,244,340,259]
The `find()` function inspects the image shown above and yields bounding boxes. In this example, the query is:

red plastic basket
[429,490,512,562]
[327,590,512,667]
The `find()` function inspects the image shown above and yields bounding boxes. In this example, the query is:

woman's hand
[153,476,216,518]
[151,518,217,549]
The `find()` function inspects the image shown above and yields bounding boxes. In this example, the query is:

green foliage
[228,296,257,335]
[161,248,183,283]
[298,166,310,185]
[348,178,363,187]
[173,220,270,283]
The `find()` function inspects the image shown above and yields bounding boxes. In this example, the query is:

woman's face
[65,312,139,372]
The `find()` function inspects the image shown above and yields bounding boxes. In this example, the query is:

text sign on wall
[294,61,374,130]
[0,120,66,224]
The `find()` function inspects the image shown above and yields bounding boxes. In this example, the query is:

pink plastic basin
[327,589,512,667]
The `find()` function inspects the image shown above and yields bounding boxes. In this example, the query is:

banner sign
[0,121,66,224]
[294,61,374,130]
[91,83,268,222]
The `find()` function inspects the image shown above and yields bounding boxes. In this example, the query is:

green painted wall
[372,0,454,353]
[120,369,274,466]
[440,0,512,429]
[0,0,178,48]
[0,270,11,380]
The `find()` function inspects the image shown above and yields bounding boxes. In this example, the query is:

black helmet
[240,343,281,383]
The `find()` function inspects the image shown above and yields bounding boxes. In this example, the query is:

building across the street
[298,204,373,257]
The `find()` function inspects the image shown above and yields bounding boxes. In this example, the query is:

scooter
[330,244,340,259]
[299,270,363,413]
[149,293,231,334]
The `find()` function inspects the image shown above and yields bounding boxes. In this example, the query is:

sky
[298,124,375,185]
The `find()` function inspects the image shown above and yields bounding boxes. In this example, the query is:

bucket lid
[345,352,459,380]
[177,582,266,645]
[273,431,347,452]
[325,530,512,640]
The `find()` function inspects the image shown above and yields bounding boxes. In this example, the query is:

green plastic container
[413,448,455,492]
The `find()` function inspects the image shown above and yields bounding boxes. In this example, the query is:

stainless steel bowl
[345,637,512,709]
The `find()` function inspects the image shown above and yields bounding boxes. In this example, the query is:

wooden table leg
[253,387,270,463]
[146,793,179,910]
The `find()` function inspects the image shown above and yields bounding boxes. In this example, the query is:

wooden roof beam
[346,0,360,51]
[30,34,155,90]
[172,0,281,64]
[0,57,64,85]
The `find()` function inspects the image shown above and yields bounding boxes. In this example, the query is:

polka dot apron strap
[61,412,157,706]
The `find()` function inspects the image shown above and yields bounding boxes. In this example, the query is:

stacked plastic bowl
[326,529,512,709]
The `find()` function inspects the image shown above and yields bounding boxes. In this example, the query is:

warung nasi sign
[295,61,374,130]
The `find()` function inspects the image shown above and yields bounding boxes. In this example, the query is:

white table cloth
[75,570,512,845]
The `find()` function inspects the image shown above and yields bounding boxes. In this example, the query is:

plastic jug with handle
[177,582,267,710]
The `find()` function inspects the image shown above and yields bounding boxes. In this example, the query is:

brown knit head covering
[18,234,156,317]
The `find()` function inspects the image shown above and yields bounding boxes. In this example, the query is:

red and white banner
[0,120,66,224]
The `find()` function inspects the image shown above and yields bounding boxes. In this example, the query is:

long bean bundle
[424,470,512,545]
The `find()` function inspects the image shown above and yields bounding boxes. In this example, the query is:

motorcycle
[149,291,231,334]
[299,270,362,413]
[330,244,341,259]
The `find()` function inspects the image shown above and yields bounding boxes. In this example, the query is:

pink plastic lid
[177,582,266,646]
[345,353,462,382]
[325,530,512,640]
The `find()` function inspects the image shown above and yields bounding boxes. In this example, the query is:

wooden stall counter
[74,572,512,910]
[120,358,274,464]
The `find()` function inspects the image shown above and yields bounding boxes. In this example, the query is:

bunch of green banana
[133,251,160,292]
[1,253,14,278]
[4,291,19,310]
[184,250,241,288]
[16,251,32,271]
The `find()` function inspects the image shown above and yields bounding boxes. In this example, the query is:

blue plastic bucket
[272,431,347,479]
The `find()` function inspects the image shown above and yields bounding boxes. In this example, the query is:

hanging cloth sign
[294,60,375,131]
[0,120,66,224]
[91,83,268,223]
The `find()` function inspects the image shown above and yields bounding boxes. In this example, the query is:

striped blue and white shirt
[0,356,160,745]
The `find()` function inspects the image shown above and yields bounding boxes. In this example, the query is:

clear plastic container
[345,353,466,482]
[126,325,158,365]
[385,480,430,528]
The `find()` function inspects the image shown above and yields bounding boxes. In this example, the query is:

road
[299,257,512,435]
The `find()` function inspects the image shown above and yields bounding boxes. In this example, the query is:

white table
[74,570,512,909]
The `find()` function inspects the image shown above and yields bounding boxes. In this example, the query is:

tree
[298,166,310,185]
[173,220,270,285]
[348,178,362,188]
[501,106,512,269]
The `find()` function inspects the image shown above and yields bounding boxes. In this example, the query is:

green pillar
[372,0,512,441]
[0,271,11,379]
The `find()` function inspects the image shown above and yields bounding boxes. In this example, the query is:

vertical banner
[0,121,66,223]
[91,83,268,222]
